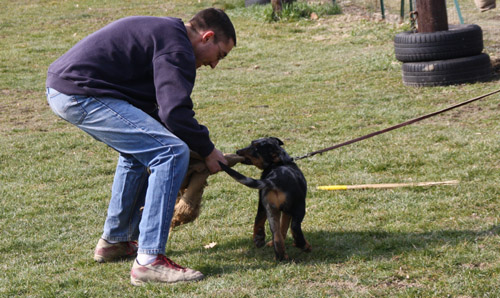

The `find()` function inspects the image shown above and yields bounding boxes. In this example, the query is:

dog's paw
[275,253,289,261]
[253,236,266,248]
[293,241,312,252]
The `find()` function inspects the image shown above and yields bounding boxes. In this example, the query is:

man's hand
[205,148,227,174]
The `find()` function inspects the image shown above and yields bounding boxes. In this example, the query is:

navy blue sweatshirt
[46,16,214,157]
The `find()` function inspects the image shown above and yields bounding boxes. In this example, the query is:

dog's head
[236,137,293,169]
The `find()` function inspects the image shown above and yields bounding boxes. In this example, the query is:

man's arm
[153,51,215,157]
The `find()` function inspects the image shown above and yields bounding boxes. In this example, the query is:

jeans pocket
[47,89,61,98]
[47,91,88,125]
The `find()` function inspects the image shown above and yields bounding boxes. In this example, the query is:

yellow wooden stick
[317,180,459,190]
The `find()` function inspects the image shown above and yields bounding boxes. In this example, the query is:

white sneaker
[130,255,204,286]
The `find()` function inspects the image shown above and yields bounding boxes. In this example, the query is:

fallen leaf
[204,242,217,249]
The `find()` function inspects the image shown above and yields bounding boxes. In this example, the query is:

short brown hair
[189,8,236,46]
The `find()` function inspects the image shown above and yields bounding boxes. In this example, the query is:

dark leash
[293,88,500,161]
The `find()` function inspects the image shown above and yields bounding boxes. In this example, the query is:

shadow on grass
[170,224,500,275]
[304,225,500,262]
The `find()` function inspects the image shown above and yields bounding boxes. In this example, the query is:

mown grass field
[1,0,499,296]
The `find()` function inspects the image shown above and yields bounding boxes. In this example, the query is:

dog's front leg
[253,197,267,248]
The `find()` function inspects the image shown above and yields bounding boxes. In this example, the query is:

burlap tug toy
[170,151,244,229]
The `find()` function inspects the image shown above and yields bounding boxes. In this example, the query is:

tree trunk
[416,0,448,33]
[271,0,295,14]
[271,0,282,13]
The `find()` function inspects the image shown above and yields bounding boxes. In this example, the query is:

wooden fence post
[416,0,448,32]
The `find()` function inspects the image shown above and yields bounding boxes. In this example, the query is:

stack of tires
[394,24,493,87]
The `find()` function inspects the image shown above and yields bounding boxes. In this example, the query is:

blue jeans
[46,88,190,255]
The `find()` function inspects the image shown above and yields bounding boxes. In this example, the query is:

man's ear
[201,31,215,43]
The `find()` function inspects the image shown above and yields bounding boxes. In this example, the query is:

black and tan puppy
[219,137,311,260]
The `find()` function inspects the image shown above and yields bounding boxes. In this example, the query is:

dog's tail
[218,162,270,190]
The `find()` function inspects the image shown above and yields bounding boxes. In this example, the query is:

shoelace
[158,255,186,270]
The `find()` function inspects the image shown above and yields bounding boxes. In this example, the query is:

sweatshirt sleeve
[153,51,215,157]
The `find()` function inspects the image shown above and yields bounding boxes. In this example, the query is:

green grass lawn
[1,0,500,296]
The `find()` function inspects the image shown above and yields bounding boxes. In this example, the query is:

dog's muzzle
[236,149,253,165]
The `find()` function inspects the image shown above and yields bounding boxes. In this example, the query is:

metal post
[380,0,385,19]
[401,0,405,20]
[415,0,448,32]
[454,0,464,24]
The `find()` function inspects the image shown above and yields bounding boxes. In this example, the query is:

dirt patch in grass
[0,89,55,133]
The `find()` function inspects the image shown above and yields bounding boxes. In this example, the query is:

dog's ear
[271,137,284,146]
[270,142,292,164]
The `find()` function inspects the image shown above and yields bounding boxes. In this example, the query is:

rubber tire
[402,53,492,87]
[394,24,483,62]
